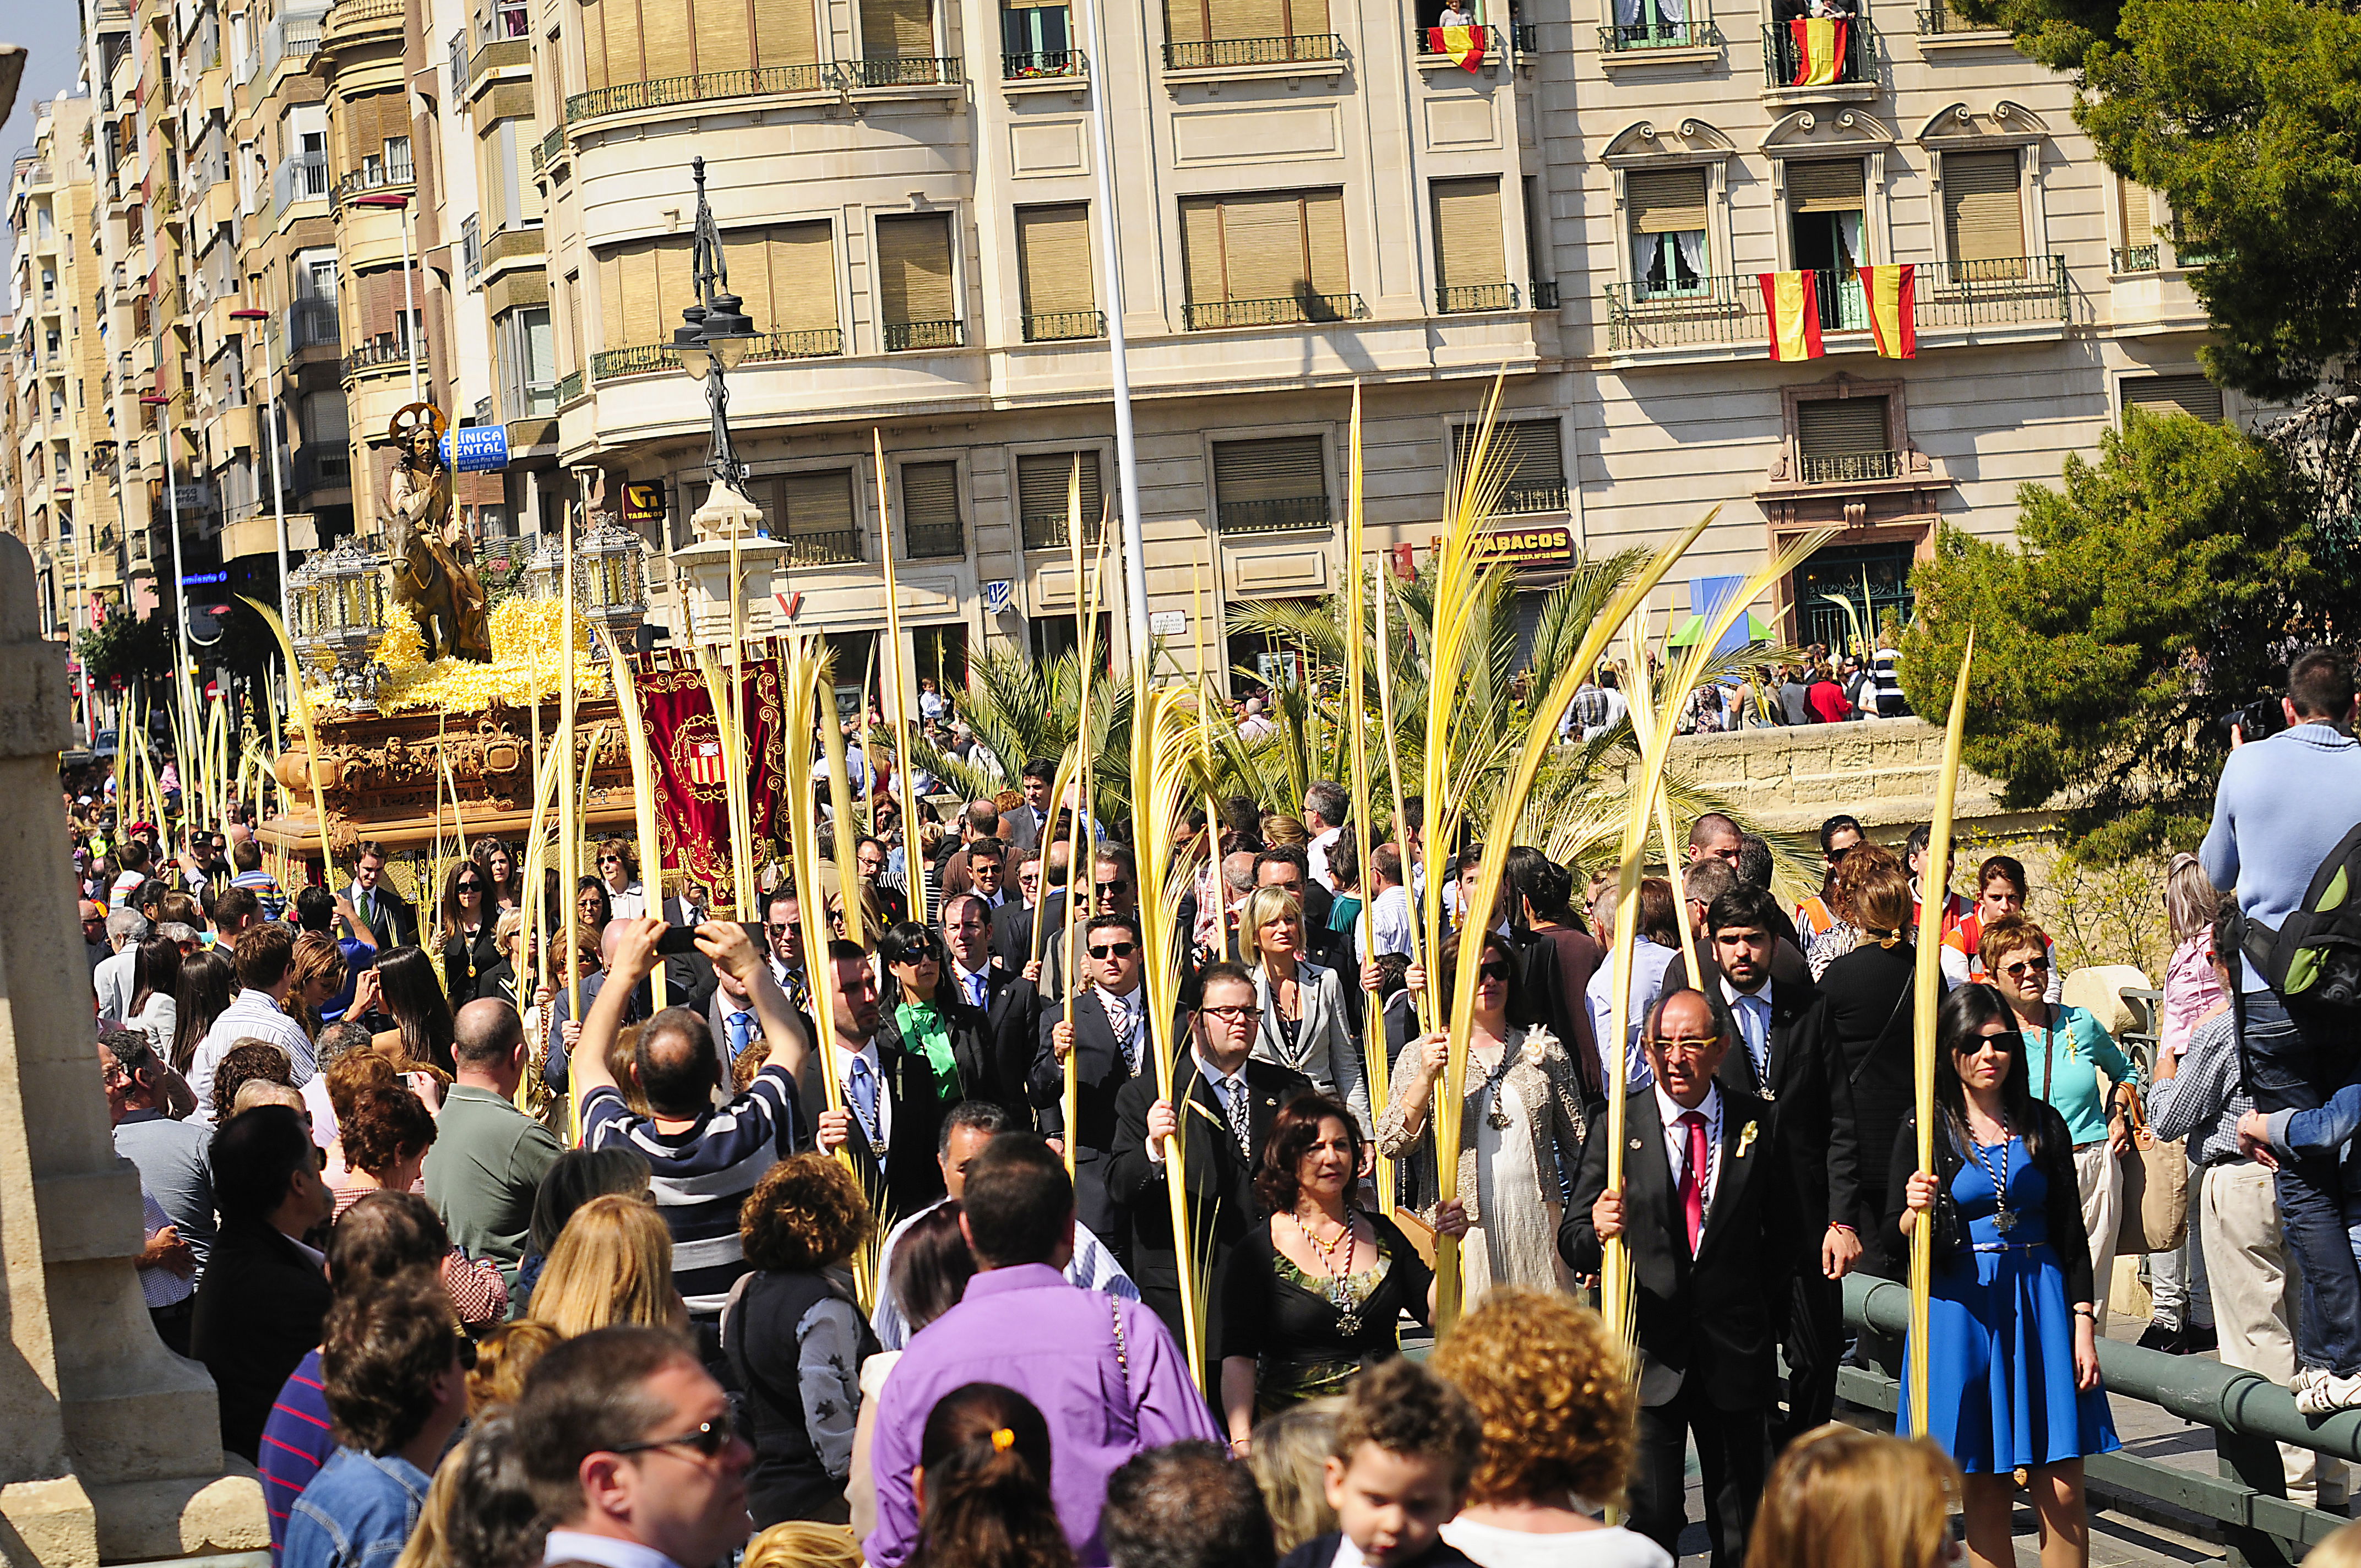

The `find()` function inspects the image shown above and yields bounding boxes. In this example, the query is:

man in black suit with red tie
[1032,911,1152,1254]
[1562,988,1784,1568]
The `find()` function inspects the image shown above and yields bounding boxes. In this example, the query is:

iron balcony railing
[556,369,584,404]
[269,151,330,220]
[884,318,966,351]
[287,296,340,352]
[1021,509,1109,551]
[847,56,964,86]
[1914,0,2001,30]
[1514,22,1537,47]
[589,329,844,381]
[1533,279,1560,308]
[1602,255,2068,352]
[291,443,350,494]
[1165,34,1342,67]
[567,63,830,123]
[1597,18,1723,48]
[1218,496,1331,534]
[1761,18,1874,86]
[2111,244,2159,274]
[783,530,862,566]
[1411,24,1502,56]
[1437,282,1519,313]
[536,126,565,174]
[342,336,416,379]
[1498,481,1570,513]
[1023,311,1104,341]
[1183,292,1363,330]
[905,520,965,559]
[258,10,325,77]
[1004,48,1087,78]
[1797,449,1900,484]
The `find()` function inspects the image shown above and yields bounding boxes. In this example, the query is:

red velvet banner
[633,654,793,912]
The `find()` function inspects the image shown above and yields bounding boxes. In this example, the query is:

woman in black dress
[1218,1092,1464,1447]
[1815,845,1919,1276]
[438,859,500,1001]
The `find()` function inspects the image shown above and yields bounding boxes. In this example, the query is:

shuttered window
[1941,151,2025,265]
[1786,158,1864,213]
[1214,435,1328,532]
[703,0,754,71]
[777,469,860,546]
[859,0,934,55]
[510,120,543,224]
[1178,190,1347,306]
[1016,451,1103,527]
[1451,420,1566,513]
[595,235,696,351]
[901,461,964,558]
[719,223,837,337]
[1626,166,1707,235]
[874,214,955,331]
[643,0,694,75]
[753,0,820,65]
[1432,177,1506,292]
[2122,373,2223,424]
[1016,204,1095,318]
[2117,175,2152,245]
[1796,396,1891,457]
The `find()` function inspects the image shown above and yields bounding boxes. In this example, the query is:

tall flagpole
[1075,0,1150,657]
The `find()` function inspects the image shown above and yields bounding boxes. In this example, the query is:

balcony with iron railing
[1410,24,1503,58]
[781,530,862,566]
[342,334,417,380]
[269,151,329,221]
[1183,292,1364,330]
[1602,255,2069,355]
[1166,32,1342,68]
[1796,449,1901,484]
[1004,48,1088,78]
[321,0,406,45]
[291,443,351,494]
[1022,310,1104,342]
[556,369,584,403]
[1533,278,1560,308]
[1760,18,1875,89]
[536,126,567,175]
[258,9,326,78]
[287,296,341,353]
[1597,18,1724,50]
[905,519,965,558]
[567,63,831,123]
[1437,282,1520,313]
[589,329,845,381]
[845,56,964,86]
[1497,480,1570,513]
[1217,494,1332,534]
[1021,509,1109,551]
[2111,244,2159,275]
[1914,0,2004,30]
[884,318,966,351]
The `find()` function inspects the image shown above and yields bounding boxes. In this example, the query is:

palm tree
[907,642,1135,830]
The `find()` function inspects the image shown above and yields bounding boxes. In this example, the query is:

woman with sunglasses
[1378,929,1587,1300]
[875,921,1002,1113]
[1892,983,2117,1568]
[597,838,646,921]
[1240,886,1371,1137]
[438,859,501,1002]
[1983,912,2141,1329]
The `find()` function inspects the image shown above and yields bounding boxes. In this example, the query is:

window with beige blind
[1164,0,1330,48]
[579,0,819,89]
[1793,396,1897,484]
[1451,420,1566,514]
[901,461,965,558]
[859,0,936,57]
[594,235,696,371]
[873,213,961,350]
[1016,450,1106,549]
[1432,178,1509,313]
[766,469,863,563]
[719,221,840,352]
[2115,175,2157,271]
[1625,165,1708,297]
[2121,373,2223,426]
[1016,204,1098,340]
[1940,151,2026,275]
[1178,189,1350,329]
[1212,435,1329,534]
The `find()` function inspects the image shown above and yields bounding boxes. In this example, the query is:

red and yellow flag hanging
[1788,15,1846,84]
[1427,24,1487,68]
[1759,270,1825,361]
[1859,263,1917,358]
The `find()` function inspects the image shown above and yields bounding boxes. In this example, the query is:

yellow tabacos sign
[1466,525,1574,566]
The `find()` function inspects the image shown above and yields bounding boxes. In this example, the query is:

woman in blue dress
[1890,982,2118,1568]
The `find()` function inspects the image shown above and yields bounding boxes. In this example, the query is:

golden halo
[387,401,448,446]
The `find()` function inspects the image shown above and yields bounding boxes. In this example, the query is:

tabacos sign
[1465,524,1574,567]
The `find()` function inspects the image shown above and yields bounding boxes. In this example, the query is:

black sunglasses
[1089,941,1138,959]
[1096,879,1130,894]
[1478,961,1513,983]
[609,1412,737,1460]
[457,880,481,892]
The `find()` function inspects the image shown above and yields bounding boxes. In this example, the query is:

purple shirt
[863,1264,1222,1568]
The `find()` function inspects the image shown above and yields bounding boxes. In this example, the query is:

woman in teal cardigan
[1982,912,2143,1329]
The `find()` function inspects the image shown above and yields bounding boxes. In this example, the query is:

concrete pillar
[0,535,267,1565]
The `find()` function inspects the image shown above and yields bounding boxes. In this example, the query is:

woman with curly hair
[529,1191,688,1337]
[1746,1424,1960,1568]
[210,1039,296,1124]
[726,1153,879,1528]
[1428,1287,1668,1568]
[334,1082,509,1329]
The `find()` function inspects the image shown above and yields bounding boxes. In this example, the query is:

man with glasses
[1563,988,1782,1568]
[761,885,814,1015]
[814,937,950,1219]
[516,1325,755,1568]
[856,834,910,927]
[1795,814,1861,945]
[1034,912,1155,1254]
[1108,960,1309,1377]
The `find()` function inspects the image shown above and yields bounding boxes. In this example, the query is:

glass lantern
[523,530,568,602]
[575,515,650,644]
[311,537,391,711]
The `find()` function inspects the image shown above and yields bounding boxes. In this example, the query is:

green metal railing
[1183,292,1362,330]
[1603,255,2068,352]
[2112,244,2159,274]
[591,344,675,380]
[567,63,829,124]
[1915,0,2001,30]
[884,318,965,351]
[1021,510,1108,551]
[1437,283,1519,313]
[1798,450,1900,483]
[1597,19,1722,49]
[1165,34,1341,68]
[1023,311,1104,341]
[748,328,844,362]
[783,530,862,566]
[844,56,962,87]
[590,329,844,381]
[905,520,965,559]
[536,126,564,173]
[1004,48,1088,78]
[555,369,584,404]
[1218,496,1331,534]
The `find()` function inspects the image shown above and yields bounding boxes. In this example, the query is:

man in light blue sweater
[2201,645,2361,1413]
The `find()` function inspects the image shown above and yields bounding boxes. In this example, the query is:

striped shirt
[258,1347,331,1565]
[233,868,287,921]
[2148,1008,2253,1168]
[581,1066,799,1316]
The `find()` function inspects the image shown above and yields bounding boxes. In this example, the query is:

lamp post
[139,391,198,752]
[354,191,422,407]
[672,157,760,497]
[230,306,293,631]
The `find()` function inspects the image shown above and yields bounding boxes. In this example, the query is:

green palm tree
[907,642,1135,829]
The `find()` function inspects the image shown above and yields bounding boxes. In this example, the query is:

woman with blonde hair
[389,1407,545,1568]
[1745,1424,1960,1568]
[1429,1286,1666,1568]
[1245,1397,1343,1554]
[527,1191,689,1336]
[2141,852,2224,1352]
[744,1523,864,1568]
[288,933,349,1043]
[1241,885,1370,1135]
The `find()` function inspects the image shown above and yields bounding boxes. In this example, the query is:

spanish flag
[1428,24,1487,68]
[1788,16,1846,85]
[1858,263,1916,358]
[1759,270,1824,361]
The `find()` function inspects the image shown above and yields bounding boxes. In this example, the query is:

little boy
[1280,1358,1483,1568]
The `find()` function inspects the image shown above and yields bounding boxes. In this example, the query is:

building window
[1432,177,1512,313]
[768,469,863,564]
[461,215,482,284]
[1794,395,1896,483]
[595,235,696,363]
[2113,175,2157,273]
[1212,435,1329,534]
[450,30,470,92]
[2120,373,2222,426]
[860,0,937,57]
[1609,0,1700,48]
[720,221,840,351]
[901,461,965,558]
[1178,189,1352,329]
[1785,158,1865,329]
[1015,204,1099,341]
[580,0,822,89]
[1626,166,1708,297]
[874,213,962,351]
[1018,450,1106,549]
[497,307,557,420]
[1165,0,1332,63]
[1450,420,1567,514]
[1003,1,1074,68]
[1940,150,2025,276]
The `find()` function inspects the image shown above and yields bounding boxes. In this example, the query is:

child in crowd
[1281,1359,1483,1568]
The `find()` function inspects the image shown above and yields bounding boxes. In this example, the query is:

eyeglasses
[2003,956,2050,977]
[1653,1035,1722,1057]
[1202,1004,1263,1022]
[608,1412,738,1461]
[457,881,481,892]
[1089,942,1138,959]
[1477,961,1512,983]
[1960,1030,2025,1056]
[599,856,622,867]
[1096,879,1130,894]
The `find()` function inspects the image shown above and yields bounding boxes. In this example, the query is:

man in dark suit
[943,891,1038,1124]
[1031,911,1153,1251]
[993,841,1070,973]
[1562,988,1785,1568]
[1106,960,1310,1380]
[346,840,417,949]
[997,758,1060,851]
[813,938,950,1223]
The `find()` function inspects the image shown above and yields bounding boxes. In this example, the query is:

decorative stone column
[671,482,788,646]
[0,536,267,1564]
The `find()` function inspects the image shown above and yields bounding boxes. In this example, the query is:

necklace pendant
[1992,1208,2015,1233]
[1336,1309,1361,1336]
[1487,1106,1513,1130]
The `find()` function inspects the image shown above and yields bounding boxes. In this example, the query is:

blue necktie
[965,971,986,1008]
[851,1057,881,1148]
[726,1010,754,1062]
[1738,995,1770,1080]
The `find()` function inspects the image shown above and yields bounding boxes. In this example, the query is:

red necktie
[1679,1111,1709,1253]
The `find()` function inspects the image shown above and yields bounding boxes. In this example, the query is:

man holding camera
[2203,646,2361,1412]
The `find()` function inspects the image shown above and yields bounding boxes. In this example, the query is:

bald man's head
[636,1006,720,1118]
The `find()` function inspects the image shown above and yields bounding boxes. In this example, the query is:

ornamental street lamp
[672,157,760,498]
[308,537,392,711]
[575,514,650,645]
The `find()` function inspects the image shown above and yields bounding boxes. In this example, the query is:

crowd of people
[55,644,2361,1568]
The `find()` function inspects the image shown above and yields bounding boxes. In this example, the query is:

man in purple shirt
[864,1133,1221,1568]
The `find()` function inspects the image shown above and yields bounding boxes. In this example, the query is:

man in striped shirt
[577,916,813,1321]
